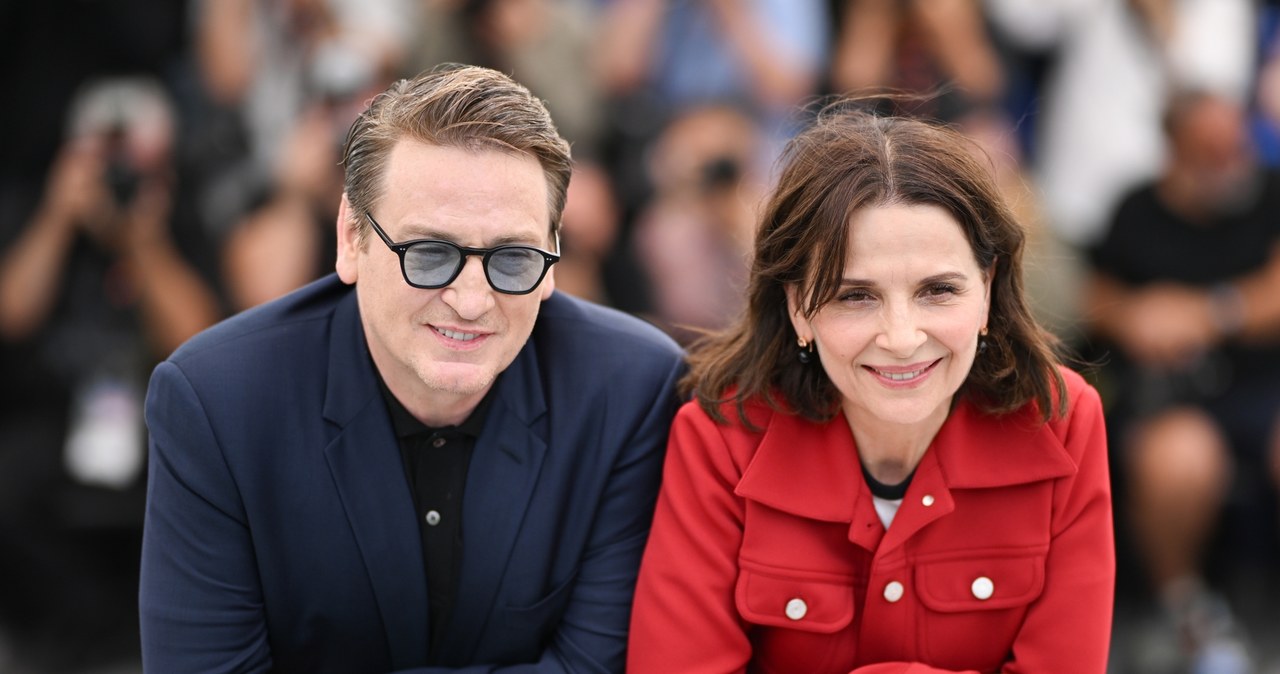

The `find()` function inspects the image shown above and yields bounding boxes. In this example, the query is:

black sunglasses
[364,212,559,295]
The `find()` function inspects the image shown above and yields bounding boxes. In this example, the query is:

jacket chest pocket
[913,551,1046,669]
[735,561,858,673]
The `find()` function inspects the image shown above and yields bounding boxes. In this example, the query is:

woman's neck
[843,406,948,485]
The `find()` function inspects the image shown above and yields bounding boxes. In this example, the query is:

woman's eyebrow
[837,271,968,287]
[919,271,968,285]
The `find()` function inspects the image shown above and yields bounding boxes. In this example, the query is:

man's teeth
[438,328,478,341]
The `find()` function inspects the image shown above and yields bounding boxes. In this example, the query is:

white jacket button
[784,598,808,620]
[972,576,994,600]
[883,580,904,603]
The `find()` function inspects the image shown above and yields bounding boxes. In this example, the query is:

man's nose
[441,256,495,320]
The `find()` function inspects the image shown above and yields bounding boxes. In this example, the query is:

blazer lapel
[321,293,429,669]
[440,338,549,662]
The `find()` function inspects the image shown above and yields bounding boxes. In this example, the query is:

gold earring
[797,336,814,364]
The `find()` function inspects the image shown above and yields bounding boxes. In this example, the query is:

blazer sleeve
[384,355,687,674]
[139,361,273,673]
[627,402,754,674]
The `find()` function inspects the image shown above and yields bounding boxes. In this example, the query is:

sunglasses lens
[403,242,462,287]
[487,248,546,293]
[400,241,549,293]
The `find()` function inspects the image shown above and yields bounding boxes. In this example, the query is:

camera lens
[105,157,140,206]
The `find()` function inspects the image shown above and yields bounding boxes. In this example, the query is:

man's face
[1173,96,1258,216]
[336,139,555,424]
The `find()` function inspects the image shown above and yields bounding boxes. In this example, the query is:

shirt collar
[377,375,496,440]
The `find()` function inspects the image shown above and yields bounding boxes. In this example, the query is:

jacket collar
[735,395,1078,526]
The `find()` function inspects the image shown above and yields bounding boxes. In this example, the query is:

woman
[627,105,1113,673]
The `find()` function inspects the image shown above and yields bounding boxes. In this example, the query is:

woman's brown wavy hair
[685,101,1067,427]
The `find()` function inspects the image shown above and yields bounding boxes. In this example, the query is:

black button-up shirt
[379,381,493,658]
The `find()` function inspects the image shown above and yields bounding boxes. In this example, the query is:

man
[139,65,685,673]
[1083,89,1280,671]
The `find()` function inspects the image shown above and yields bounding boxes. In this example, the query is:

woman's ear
[785,284,811,342]
[982,259,997,327]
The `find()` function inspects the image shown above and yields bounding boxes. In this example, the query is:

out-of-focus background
[1,0,1279,672]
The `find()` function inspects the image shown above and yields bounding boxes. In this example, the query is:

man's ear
[335,194,360,285]
[539,267,556,300]
[538,230,560,300]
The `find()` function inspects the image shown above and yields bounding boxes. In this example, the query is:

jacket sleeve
[1000,380,1114,673]
[627,403,755,674]
[139,361,273,673]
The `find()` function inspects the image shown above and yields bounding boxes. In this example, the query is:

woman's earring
[978,326,989,354]
[797,337,814,364]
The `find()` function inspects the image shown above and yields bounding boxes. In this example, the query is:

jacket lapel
[321,293,429,669]
[875,400,1077,555]
[932,401,1078,489]
[438,338,549,662]
[736,411,864,523]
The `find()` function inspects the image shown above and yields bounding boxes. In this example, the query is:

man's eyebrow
[398,227,544,247]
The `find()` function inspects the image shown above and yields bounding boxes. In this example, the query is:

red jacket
[628,367,1113,673]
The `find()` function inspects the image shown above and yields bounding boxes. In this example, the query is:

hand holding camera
[49,78,177,253]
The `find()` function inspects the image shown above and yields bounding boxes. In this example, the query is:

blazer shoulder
[164,274,350,375]
[536,292,684,369]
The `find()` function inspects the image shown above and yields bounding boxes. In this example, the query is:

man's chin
[418,364,496,398]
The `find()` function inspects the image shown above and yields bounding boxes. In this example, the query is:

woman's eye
[922,283,958,298]
[839,289,874,303]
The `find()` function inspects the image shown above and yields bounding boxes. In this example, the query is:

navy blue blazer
[139,275,685,673]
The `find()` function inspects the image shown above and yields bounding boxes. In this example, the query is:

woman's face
[788,203,992,436]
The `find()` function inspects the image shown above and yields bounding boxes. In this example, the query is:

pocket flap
[735,563,854,633]
[915,553,1045,612]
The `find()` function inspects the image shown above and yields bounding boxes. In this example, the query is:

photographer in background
[631,103,764,343]
[0,76,222,670]
[220,57,382,311]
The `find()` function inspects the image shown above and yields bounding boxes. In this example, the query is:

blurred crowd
[2,0,1280,672]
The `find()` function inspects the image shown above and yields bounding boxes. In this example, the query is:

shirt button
[784,598,808,620]
[883,580,904,603]
[922,494,935,507]
[425,510,442,526]
[432,437,447,448]
[971,576,994,600]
